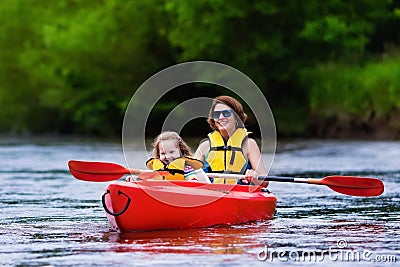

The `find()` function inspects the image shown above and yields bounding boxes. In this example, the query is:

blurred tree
[164,0,399,135]
[25,0,173,135]
[0,0,45,133]
[0,0,398,137]
[0,0,173,135]
[165,0,395,87]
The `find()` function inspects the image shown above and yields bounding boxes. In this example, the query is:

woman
[194,96,269,186]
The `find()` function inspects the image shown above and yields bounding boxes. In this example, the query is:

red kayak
[102,180,277,232]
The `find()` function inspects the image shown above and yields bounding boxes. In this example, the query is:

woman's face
[212,103,237,133]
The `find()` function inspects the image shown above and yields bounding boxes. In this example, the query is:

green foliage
[0,0,45,133]
[301,57,400,119]
[0,0,171,135]
[0,0,399,137]
[165,0,394,83]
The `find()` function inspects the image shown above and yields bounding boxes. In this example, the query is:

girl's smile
[159,140,181,164]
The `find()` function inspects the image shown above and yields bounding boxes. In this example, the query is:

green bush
[301,57,400,119]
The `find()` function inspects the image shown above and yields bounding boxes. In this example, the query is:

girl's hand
[125,175,134,182]
[125,175,141,182]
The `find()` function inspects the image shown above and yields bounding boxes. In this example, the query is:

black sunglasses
[211,109,233,119]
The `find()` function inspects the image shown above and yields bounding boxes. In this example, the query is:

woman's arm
[244,138,269,187]
[193,141,209,162]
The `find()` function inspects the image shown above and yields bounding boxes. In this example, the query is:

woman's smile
[213,103,236,134]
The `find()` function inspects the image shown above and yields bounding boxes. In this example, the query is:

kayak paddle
[68,160,169,182]
[206,173,384,197]
[68,160,384,196]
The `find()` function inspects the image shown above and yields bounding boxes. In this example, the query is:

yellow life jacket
[205,128,250,184]
[146,157,203,180]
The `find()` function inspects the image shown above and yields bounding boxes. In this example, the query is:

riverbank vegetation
[0,0,399,138]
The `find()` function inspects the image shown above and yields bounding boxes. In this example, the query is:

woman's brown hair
[207,95,248,131]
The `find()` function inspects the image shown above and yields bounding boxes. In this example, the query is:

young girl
[146,131,205,181]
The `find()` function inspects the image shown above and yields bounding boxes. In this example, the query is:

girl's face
[212,103,236,132]
[159,140,181,164]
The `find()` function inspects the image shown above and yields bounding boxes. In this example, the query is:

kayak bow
[102,180,277,232]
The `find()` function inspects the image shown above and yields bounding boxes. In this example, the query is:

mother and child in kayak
[131,95,268,187]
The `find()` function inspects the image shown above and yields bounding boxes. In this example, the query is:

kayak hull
[102,180,277,232]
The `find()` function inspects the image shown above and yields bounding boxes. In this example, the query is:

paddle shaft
[206,172,384,196]
[68,160,384,196]
[261,176,309,183]
[206,173,310,183]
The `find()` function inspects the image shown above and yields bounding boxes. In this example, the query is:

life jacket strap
[209,145,243,165]
[162,168,185,175]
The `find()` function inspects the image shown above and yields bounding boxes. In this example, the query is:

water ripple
[0,140,399,266]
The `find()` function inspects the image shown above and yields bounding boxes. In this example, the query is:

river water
[0,139,398,266]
